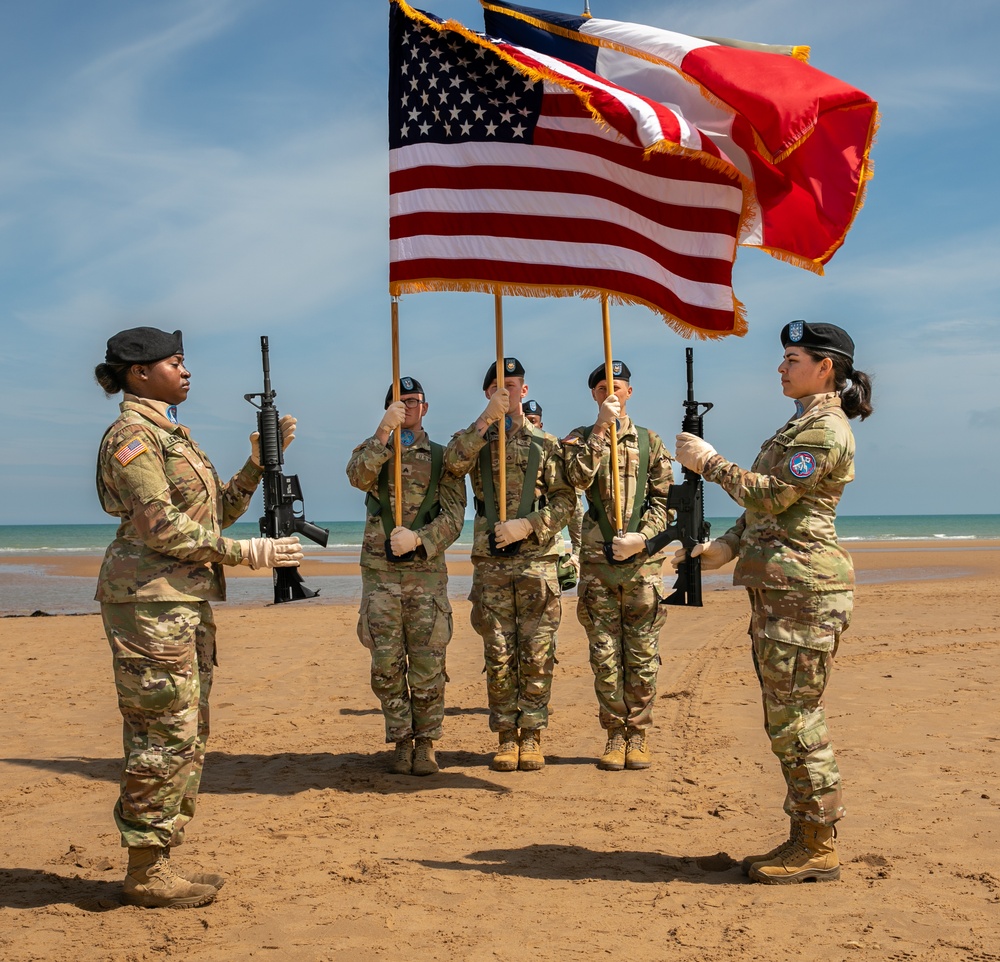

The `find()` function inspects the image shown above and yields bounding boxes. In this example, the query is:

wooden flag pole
[601,294,624,536]
[391,295,403,528]
[494,292,507,523]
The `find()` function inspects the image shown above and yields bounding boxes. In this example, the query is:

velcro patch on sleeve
[114,438,149,466]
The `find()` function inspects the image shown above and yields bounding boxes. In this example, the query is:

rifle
[645,348,713,606]
[244,336,329,603]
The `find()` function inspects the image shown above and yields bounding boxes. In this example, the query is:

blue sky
[1,0,997,524]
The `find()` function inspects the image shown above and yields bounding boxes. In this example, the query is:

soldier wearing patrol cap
[444,358,575,771]
[673,319,874,884]
[346,376,467,776]
[563,360,674,770]
[93,326,303,908]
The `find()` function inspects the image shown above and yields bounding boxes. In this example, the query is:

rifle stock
[645,348,712,607]
[245,336,329,604]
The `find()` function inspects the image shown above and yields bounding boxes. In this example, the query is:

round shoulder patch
[788,451,816,478]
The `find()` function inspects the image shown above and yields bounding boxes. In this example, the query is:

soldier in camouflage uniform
[346,376,467,776]
[674,320,875,885]
[94,327,303,908]
[563,362,674,771]
[445,359,575,772]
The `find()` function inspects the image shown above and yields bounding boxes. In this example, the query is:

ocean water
[1,515,998,616]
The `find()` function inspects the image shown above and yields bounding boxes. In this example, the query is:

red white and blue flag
[388,0,748,338]
[481,1,878,273]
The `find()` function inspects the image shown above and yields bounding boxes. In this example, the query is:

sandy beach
[1,541,998,961]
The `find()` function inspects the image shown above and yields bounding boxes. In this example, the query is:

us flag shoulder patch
[114,438,148,466]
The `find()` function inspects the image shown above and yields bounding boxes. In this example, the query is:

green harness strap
[365,441,443,540]
[581,425,650,541]
[478,423,545,525]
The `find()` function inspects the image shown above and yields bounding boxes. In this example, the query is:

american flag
[388,1,747,338]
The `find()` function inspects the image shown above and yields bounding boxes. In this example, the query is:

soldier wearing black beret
[674,320,874,884]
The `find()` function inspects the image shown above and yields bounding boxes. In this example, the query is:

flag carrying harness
[475,424,546,525]
[580,425,651,540]
[365,441,444,539]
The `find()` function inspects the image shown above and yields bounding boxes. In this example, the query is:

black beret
[482,357,525,391]
[105,327,183,365]
[523,399,542,417]
[384,376,425,409]
[588,360,631,389]
[780,320,854,362]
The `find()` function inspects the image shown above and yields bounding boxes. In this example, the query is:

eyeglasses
[400,397,425,408]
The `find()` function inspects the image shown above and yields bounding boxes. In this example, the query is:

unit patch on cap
[788,451,816,478]
[612,361,622,376]
[505,359,516,373]
[788,320,804,343]
[401,377,414,391]
[114,438,148,467]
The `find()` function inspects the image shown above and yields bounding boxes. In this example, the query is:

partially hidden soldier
[94,327,303,908]
[446,359,575,772]
[673,320,875,884]
[346,377,467,776]
[563,361,674,771]
[524,398,583,590]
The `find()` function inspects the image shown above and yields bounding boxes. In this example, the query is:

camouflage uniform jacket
[345,430,467,573]
[444,420,574,561]
[563,417,674,573]
[95,395,262,603]
[706,393,855,591]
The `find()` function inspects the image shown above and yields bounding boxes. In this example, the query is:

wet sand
[1,541,998,961]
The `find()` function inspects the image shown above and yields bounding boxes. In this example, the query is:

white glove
[390,526,420,556]
[671,539,734,571]
[239,536,303,569]
[611,532,646,561]
[595,394,621,431]
[378,402,406,436]
[481,389,510,427]
[493,517,533,548]
[250,414,297,467]
[674,432,718,474]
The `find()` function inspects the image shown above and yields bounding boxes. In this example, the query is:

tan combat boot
[598,726,626,771]
[491,729,519,772]
[518,729,544,771]
[412,737,439,776]
[740,820,802,876]
[165,848,225,890]
[390,739,414,775]
[749,822,840,884]
[625,727,652,770]
[122,846,217,908]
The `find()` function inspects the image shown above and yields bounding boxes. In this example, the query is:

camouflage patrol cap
[523,399,542,417]
[384,376,425,409]
[105,327,183,365]
[781,320,854,362]
[588,360,631,389]
[482,357,525,391]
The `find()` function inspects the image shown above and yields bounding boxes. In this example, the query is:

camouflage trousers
[469,556,561,732]
[357,568,453,743]
[748,588,853,826]
[576,566,666,730]
[101,601,216,850]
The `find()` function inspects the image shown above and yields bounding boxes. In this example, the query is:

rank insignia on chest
[789,451,816,478]
[400,429,415,446]
[114,438,148,466]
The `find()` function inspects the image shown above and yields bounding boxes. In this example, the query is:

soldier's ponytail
[806,349,874,422]
[94,362,130,397]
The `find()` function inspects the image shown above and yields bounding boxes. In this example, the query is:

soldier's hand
[671,539,734,571]
[481,389,510,427]
[239,536,303,569]
[611,532,646,561]
[378,402,407,439]
[494,517,533,548]
[568,553,580,578]
[674,432,718,473]
[594,394,621,434]
[249,414,297,467]
[390,526,420,556]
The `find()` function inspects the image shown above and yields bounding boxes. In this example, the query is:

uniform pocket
[357,595,375,651]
